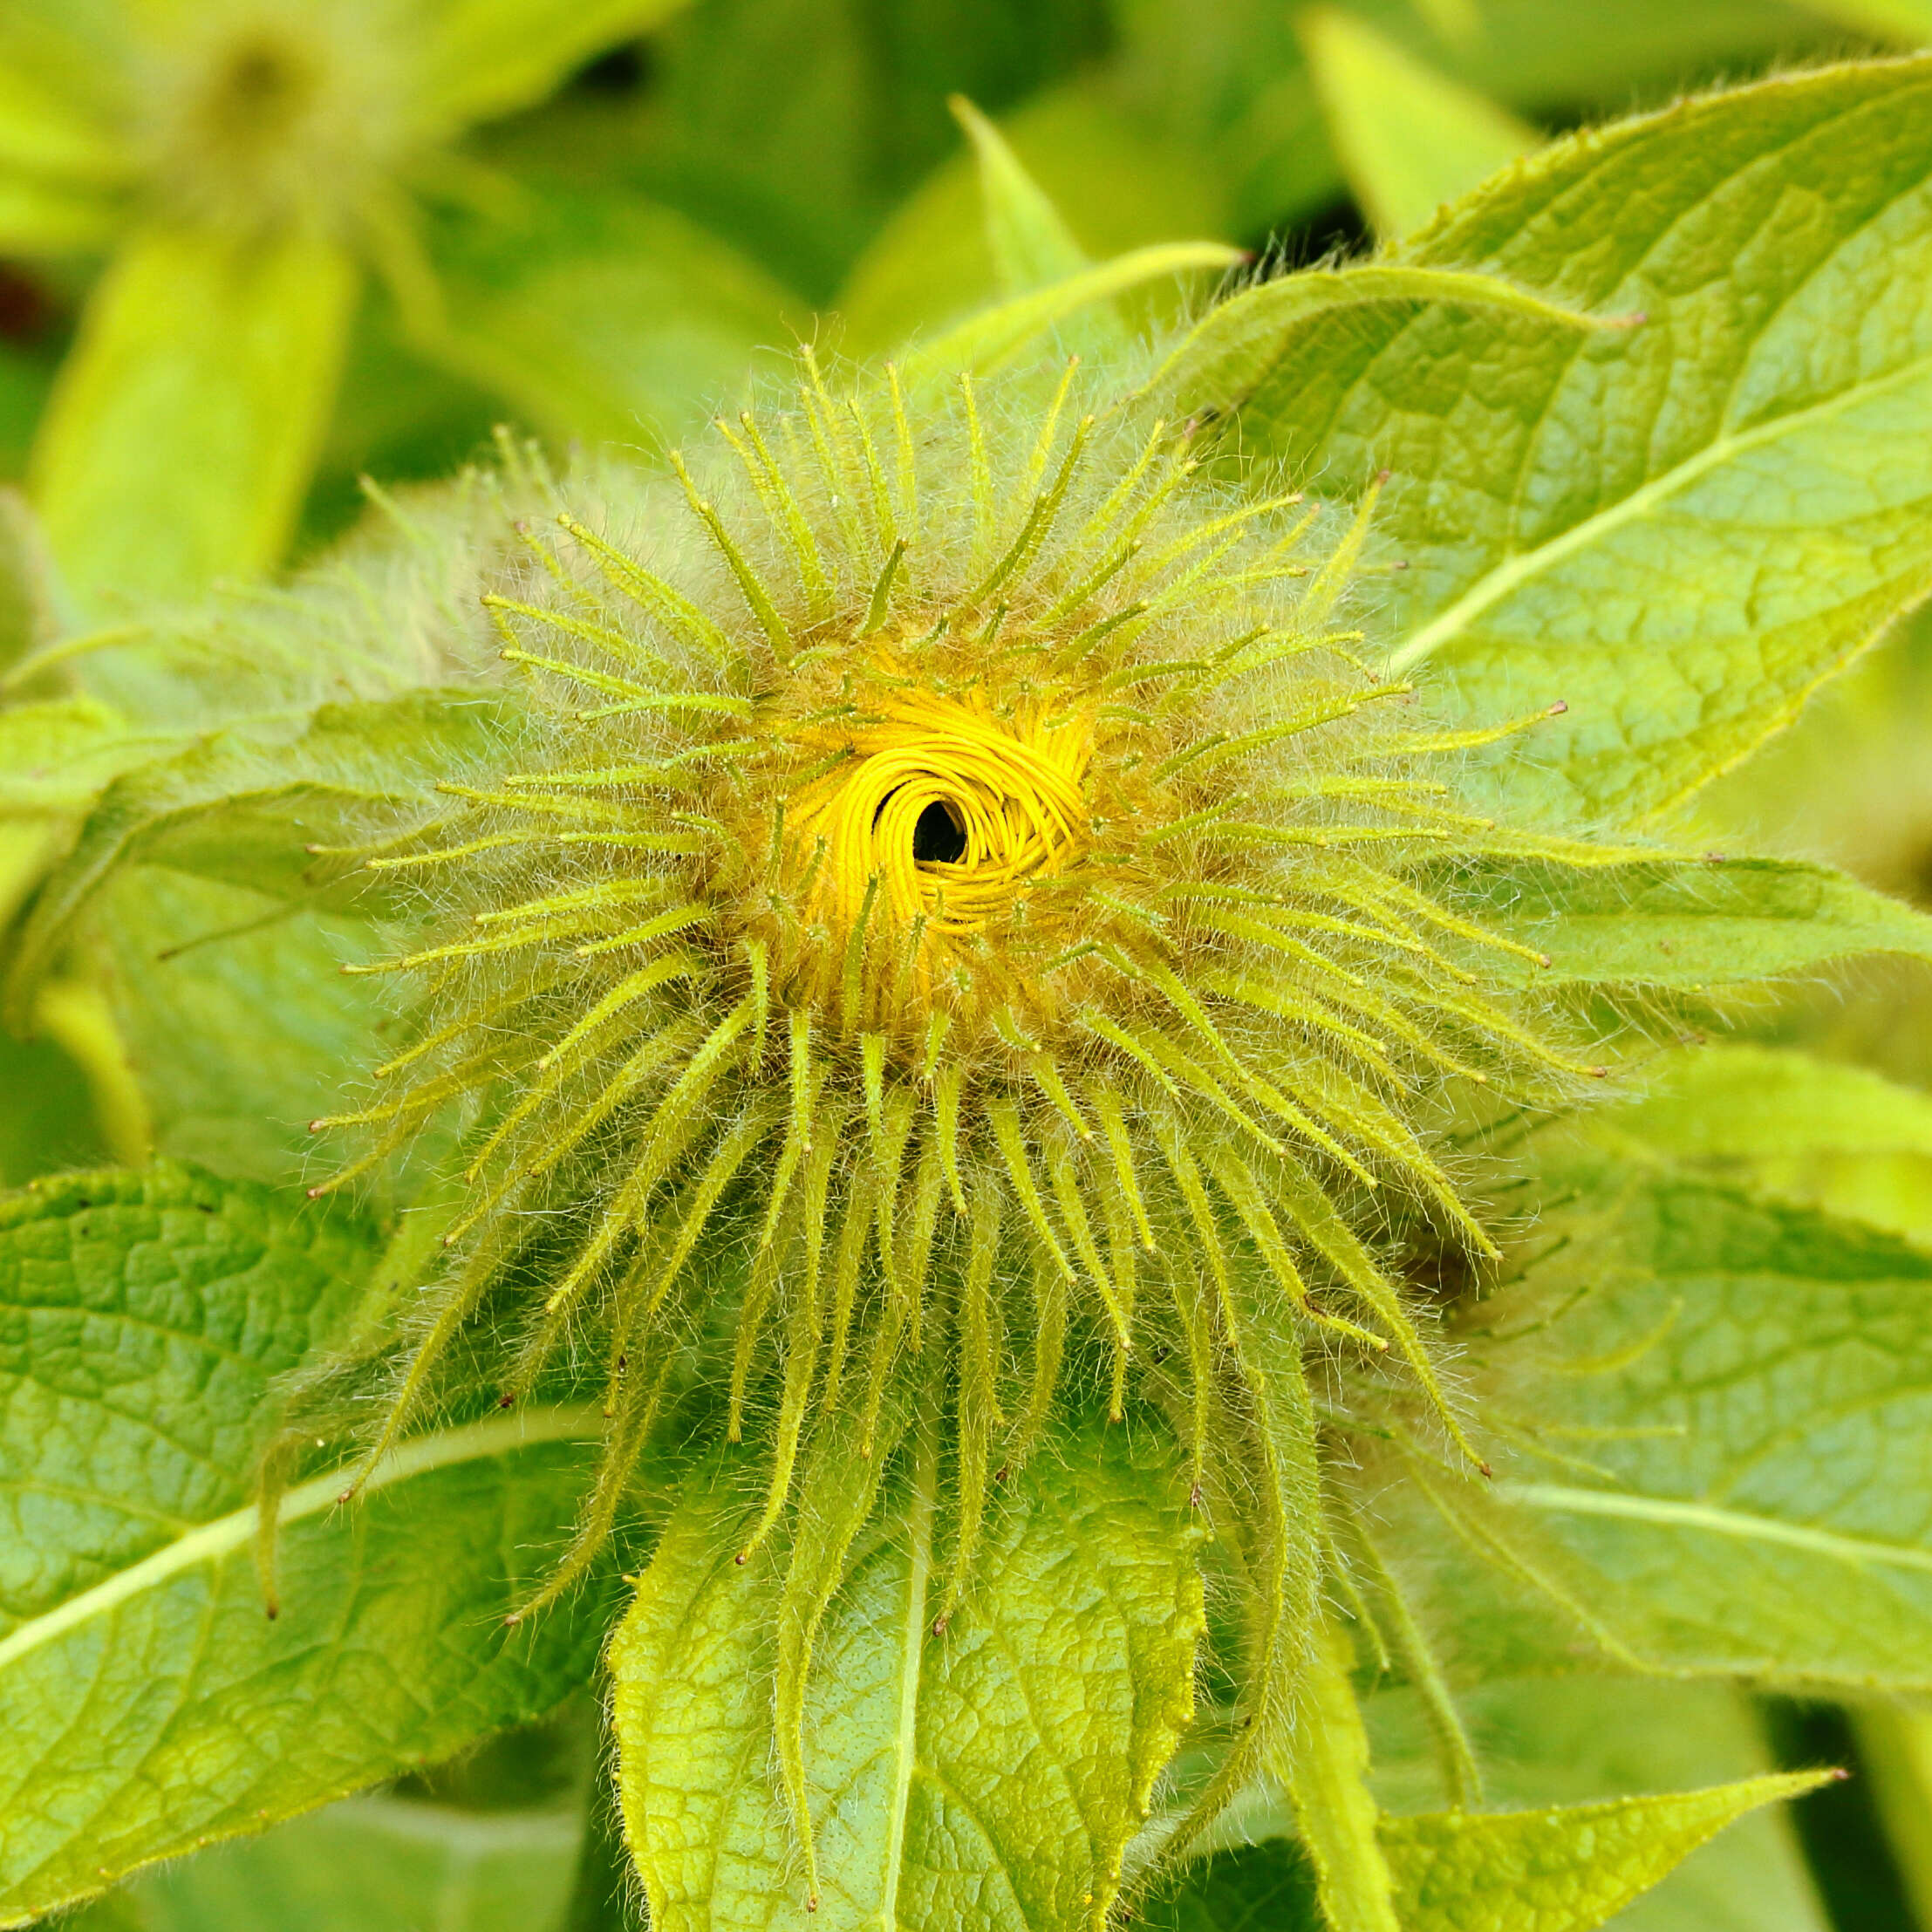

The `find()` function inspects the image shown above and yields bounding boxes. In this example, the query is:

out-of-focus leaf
[1194,57,1932,829]
[417,0,694,127]
[1608,1043,1932,1245]
[0,56,126,190]
[31,978,151,1167]
[1856,1702,1932,1928]
[947,94,1087,293]
[1454,855,1932,989]
[1110,0,1837,241]
[0,696,145,811]
[30,222,358,607]
[0,1030,103,1187]
[612,1413,1203,1929]
[0,174,120,255]
[0,1164,610,1927]
[1413,1171,1932,1689]
[0,487,55,676]
[1295,6,1539,238]
[645,0,1111,300]
[1799,0,1932,39]
[898,241,1243,391]
[69,1796,583,1932]
[836,85,1229,356]
[427,178,793,445]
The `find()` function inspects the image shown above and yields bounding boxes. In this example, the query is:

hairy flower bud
[308,351,1598,1858]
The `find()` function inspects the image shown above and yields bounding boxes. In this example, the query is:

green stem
[1277,1613,1401,1932]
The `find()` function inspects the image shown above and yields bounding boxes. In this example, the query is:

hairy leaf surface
[0,1166,611,1925]
[1419,1170,1932,1687]
[1157,57,1932,827]
[611,1416,1203,1931]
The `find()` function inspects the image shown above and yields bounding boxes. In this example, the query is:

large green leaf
[1145,1774,1827,1932]
[1608,1043,1932,1245]
[1167,57,1932,828]
[0,1164,611,1926]
[1452,855,1932,988]
[1294,7,1539,238]
[30,222,358,608]
[611,1413,1203,1930]
[1417,1169,1932,1688]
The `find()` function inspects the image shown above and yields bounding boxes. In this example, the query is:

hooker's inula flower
[307,351,1594,1862]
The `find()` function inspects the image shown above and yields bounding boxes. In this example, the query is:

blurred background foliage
[6,0,1932,1927]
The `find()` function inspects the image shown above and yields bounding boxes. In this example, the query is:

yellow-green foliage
[305,352,1599,1874]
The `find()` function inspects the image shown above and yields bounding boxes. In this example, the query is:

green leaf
[1132,264,1628,431]
[7,688,513,1027]
[1363,1676,1830,1930]
[82,871,392,1184]
[1854,1703,1932,1929]
[1798,0,1932,39]
[0,487,54,679]
[417,0,695,128]
[0,696,145,812]
[30,222,358,607]
[0,171,120,255]
[947,94,1088,294]
[69,1794,584,1932]
[424,180,794,447]
[1431,1170,1932,1687]
[899,242,1243,391]
[0,54,127,194]
[1452,854,1932,989]
[834,85,1231,358]
[1195,56,1932,828]
[1143,1772,1830,1932]
[0,1028,105,1187]
[1380,1773,1835,1932]
[1278,1617,1399,1932]
[1294,6,1539,239]
[1608,1043,1932,1245]
[0,1164,611,1925]
[611,1413,1203,1929]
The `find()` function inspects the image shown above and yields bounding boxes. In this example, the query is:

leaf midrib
[1384,346,1932,679]
[1505,1481,1932,1575]
[0,1405,600,1674]
[877,1423,938,1932]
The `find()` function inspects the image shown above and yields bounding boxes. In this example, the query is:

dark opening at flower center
[910,796,968,864]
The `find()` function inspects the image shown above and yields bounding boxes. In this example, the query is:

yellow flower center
[789,686,1088,940]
